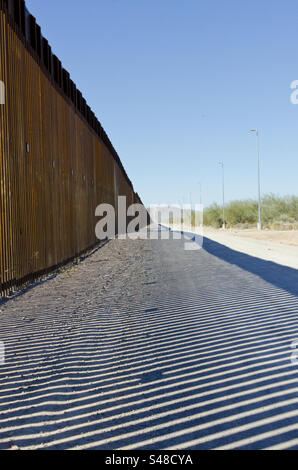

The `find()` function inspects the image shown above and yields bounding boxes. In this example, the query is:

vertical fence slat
[0,5,143,298]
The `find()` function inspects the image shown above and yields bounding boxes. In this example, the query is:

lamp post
[250,129,262,230]
[198,182,203,229]
[198,182,202,205]
[218,161,225,229]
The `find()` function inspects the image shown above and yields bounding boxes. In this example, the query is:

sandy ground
[202,228,298,271]
[166,224,298,270]
[0,231,298,449]
[206,228,298,246]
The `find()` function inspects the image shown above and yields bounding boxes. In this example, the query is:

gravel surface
[0,232,298,450]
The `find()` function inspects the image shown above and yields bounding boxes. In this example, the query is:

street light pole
[197,182,203,229]
[198,182,202,205]
[218,161,225,229]
[250,129,262,230]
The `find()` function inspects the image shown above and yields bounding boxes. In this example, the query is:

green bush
[226,199,258,225]
[203,194,298,228]
[203,203,223,228]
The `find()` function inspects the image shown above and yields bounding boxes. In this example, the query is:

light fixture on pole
[250,129,262,230]
[218,161,225,229]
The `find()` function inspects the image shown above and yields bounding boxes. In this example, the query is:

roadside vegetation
[202,194,298,229]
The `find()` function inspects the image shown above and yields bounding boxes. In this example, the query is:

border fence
[0,0,144,297]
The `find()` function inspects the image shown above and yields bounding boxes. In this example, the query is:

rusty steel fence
[0,0,143,297]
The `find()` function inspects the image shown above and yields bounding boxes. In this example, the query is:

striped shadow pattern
[0,235,298,449]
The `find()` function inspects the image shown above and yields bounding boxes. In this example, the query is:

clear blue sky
[27,0,298,207]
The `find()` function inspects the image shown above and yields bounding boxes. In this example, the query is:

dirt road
[0,232,298,449]
[201,228,298,270]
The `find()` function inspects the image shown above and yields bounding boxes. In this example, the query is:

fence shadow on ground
[0,236,298,450]
[202,236,298,298]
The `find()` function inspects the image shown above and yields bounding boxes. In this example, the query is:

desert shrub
[203,203,223,228]
[225,199,258,226]
[203,194,298,228]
